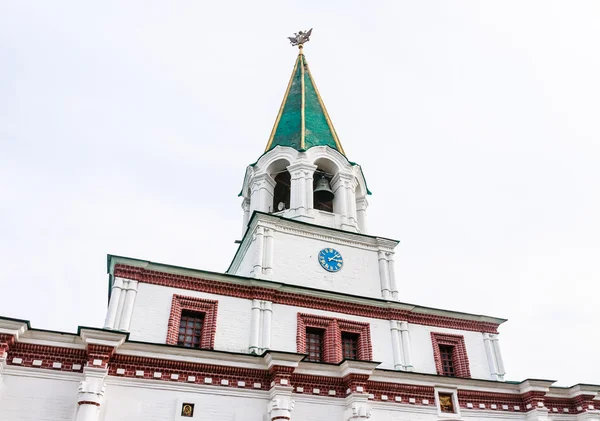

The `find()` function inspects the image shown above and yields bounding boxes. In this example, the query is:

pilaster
[287,161,317,218]
[356,197,368,234]
[104,277,138,331]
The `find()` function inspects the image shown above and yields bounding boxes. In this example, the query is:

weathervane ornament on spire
[288,28,313,48]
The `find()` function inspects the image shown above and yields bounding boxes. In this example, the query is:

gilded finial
[288,28,313,50]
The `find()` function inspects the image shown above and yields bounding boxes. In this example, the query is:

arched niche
[312,157,339,213]
[266,158,292,213]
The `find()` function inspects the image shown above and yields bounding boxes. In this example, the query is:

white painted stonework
[1,59,598,421]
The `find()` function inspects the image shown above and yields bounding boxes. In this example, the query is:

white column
[378,251,391,299]
[305,167,315,210]
[255,174,276,213]
[263,228,274,278]
[390,321,404,370]
[331,174,348,217]
[249,300,261,354]
[241,198,251,235]
[288,162,317,216]
[483,333,499,380]
[387,253,398,300]
[261,301,273,352]
[491,335,506,381]
[252,226,265,277]
[75,367,106,421]
[345,179,358,225]
[118,280,138,331]
[399,321,413,371]
[103,277,124,329]
[356,197,368,233]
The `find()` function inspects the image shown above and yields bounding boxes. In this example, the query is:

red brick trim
[109,353,269,388]
[296,313,372,363]
[0,334,15,357]
[6,343,86,372]
[4,340,594,414]
[114,264,501,334]
[166,295,218,349]
[431,332,471,378]
[78,401,101,406]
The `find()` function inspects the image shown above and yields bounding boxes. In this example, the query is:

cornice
[109,259,506,332]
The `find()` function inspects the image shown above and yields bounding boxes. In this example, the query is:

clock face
[318,248,343,272]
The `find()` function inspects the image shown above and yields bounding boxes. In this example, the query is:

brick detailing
[521,391,546,410]
[78,401,101,406]
[343,373,370,394]
[0,334,15,358]
[87,344,115,369]
[457,390,523,411]
[114,264,501,333]
[3,339,594,414]
[166,295,218,349]
[268,365,295,387]
[296,313,372,363]
[6,343,86,372]
[108,353,269,389]
[291,373,346,396]
[430,332,471,378]
[544,397,578,414]
[367,381,435,403]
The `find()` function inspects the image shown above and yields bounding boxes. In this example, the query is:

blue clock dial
[318,248,343,272]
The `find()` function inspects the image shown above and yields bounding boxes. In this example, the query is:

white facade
[1,46,598,421]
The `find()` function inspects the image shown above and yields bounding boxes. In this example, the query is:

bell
[314,176,335,203]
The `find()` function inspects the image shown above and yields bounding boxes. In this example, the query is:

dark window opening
[341,332,359,360]
[313,172,333,213]
[272,171,291,213]
[178,310,205,348]
[439,345,455,377]
[306,328,325,362]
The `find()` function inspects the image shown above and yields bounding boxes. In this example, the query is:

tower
[239,45,369,235]
[231,40,398,301]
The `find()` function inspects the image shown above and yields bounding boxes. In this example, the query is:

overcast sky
[1,1,599,386]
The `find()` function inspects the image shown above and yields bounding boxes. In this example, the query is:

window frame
[297,313,372,363]
[167,295,218,350]
[430,332,471,378]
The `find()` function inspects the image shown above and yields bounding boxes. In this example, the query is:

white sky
[1,1,599,386]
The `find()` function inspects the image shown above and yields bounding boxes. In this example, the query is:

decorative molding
[166,295,218,349]
[431,332,471,378]
[296,313,372,363]
[114,264,502,334]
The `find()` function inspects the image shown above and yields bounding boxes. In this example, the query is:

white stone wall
[270,303,396,370]
[100,381,268,421]
[126,283,495,380]
[0,372,79,421]
[408,324,491,380]
[128,283,253,353]
[268,229,383,299]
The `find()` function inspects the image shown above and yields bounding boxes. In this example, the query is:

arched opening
[312,158,339,214]
[272,171,291,213]
[313,170,333,212]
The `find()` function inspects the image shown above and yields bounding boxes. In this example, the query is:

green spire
[264,49,345,155]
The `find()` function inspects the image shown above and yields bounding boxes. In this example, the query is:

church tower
[239,45,370,235]
[230,40,399,301]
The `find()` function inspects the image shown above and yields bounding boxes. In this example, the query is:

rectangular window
[341,332,359,360]
[178,310,205,348]
[306,328,325,362]
[439,345,455,376]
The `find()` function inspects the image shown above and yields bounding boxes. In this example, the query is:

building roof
[264,48,346,155]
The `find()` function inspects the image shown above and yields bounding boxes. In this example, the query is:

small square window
[181,402,195,417]
[306,328,325,362]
